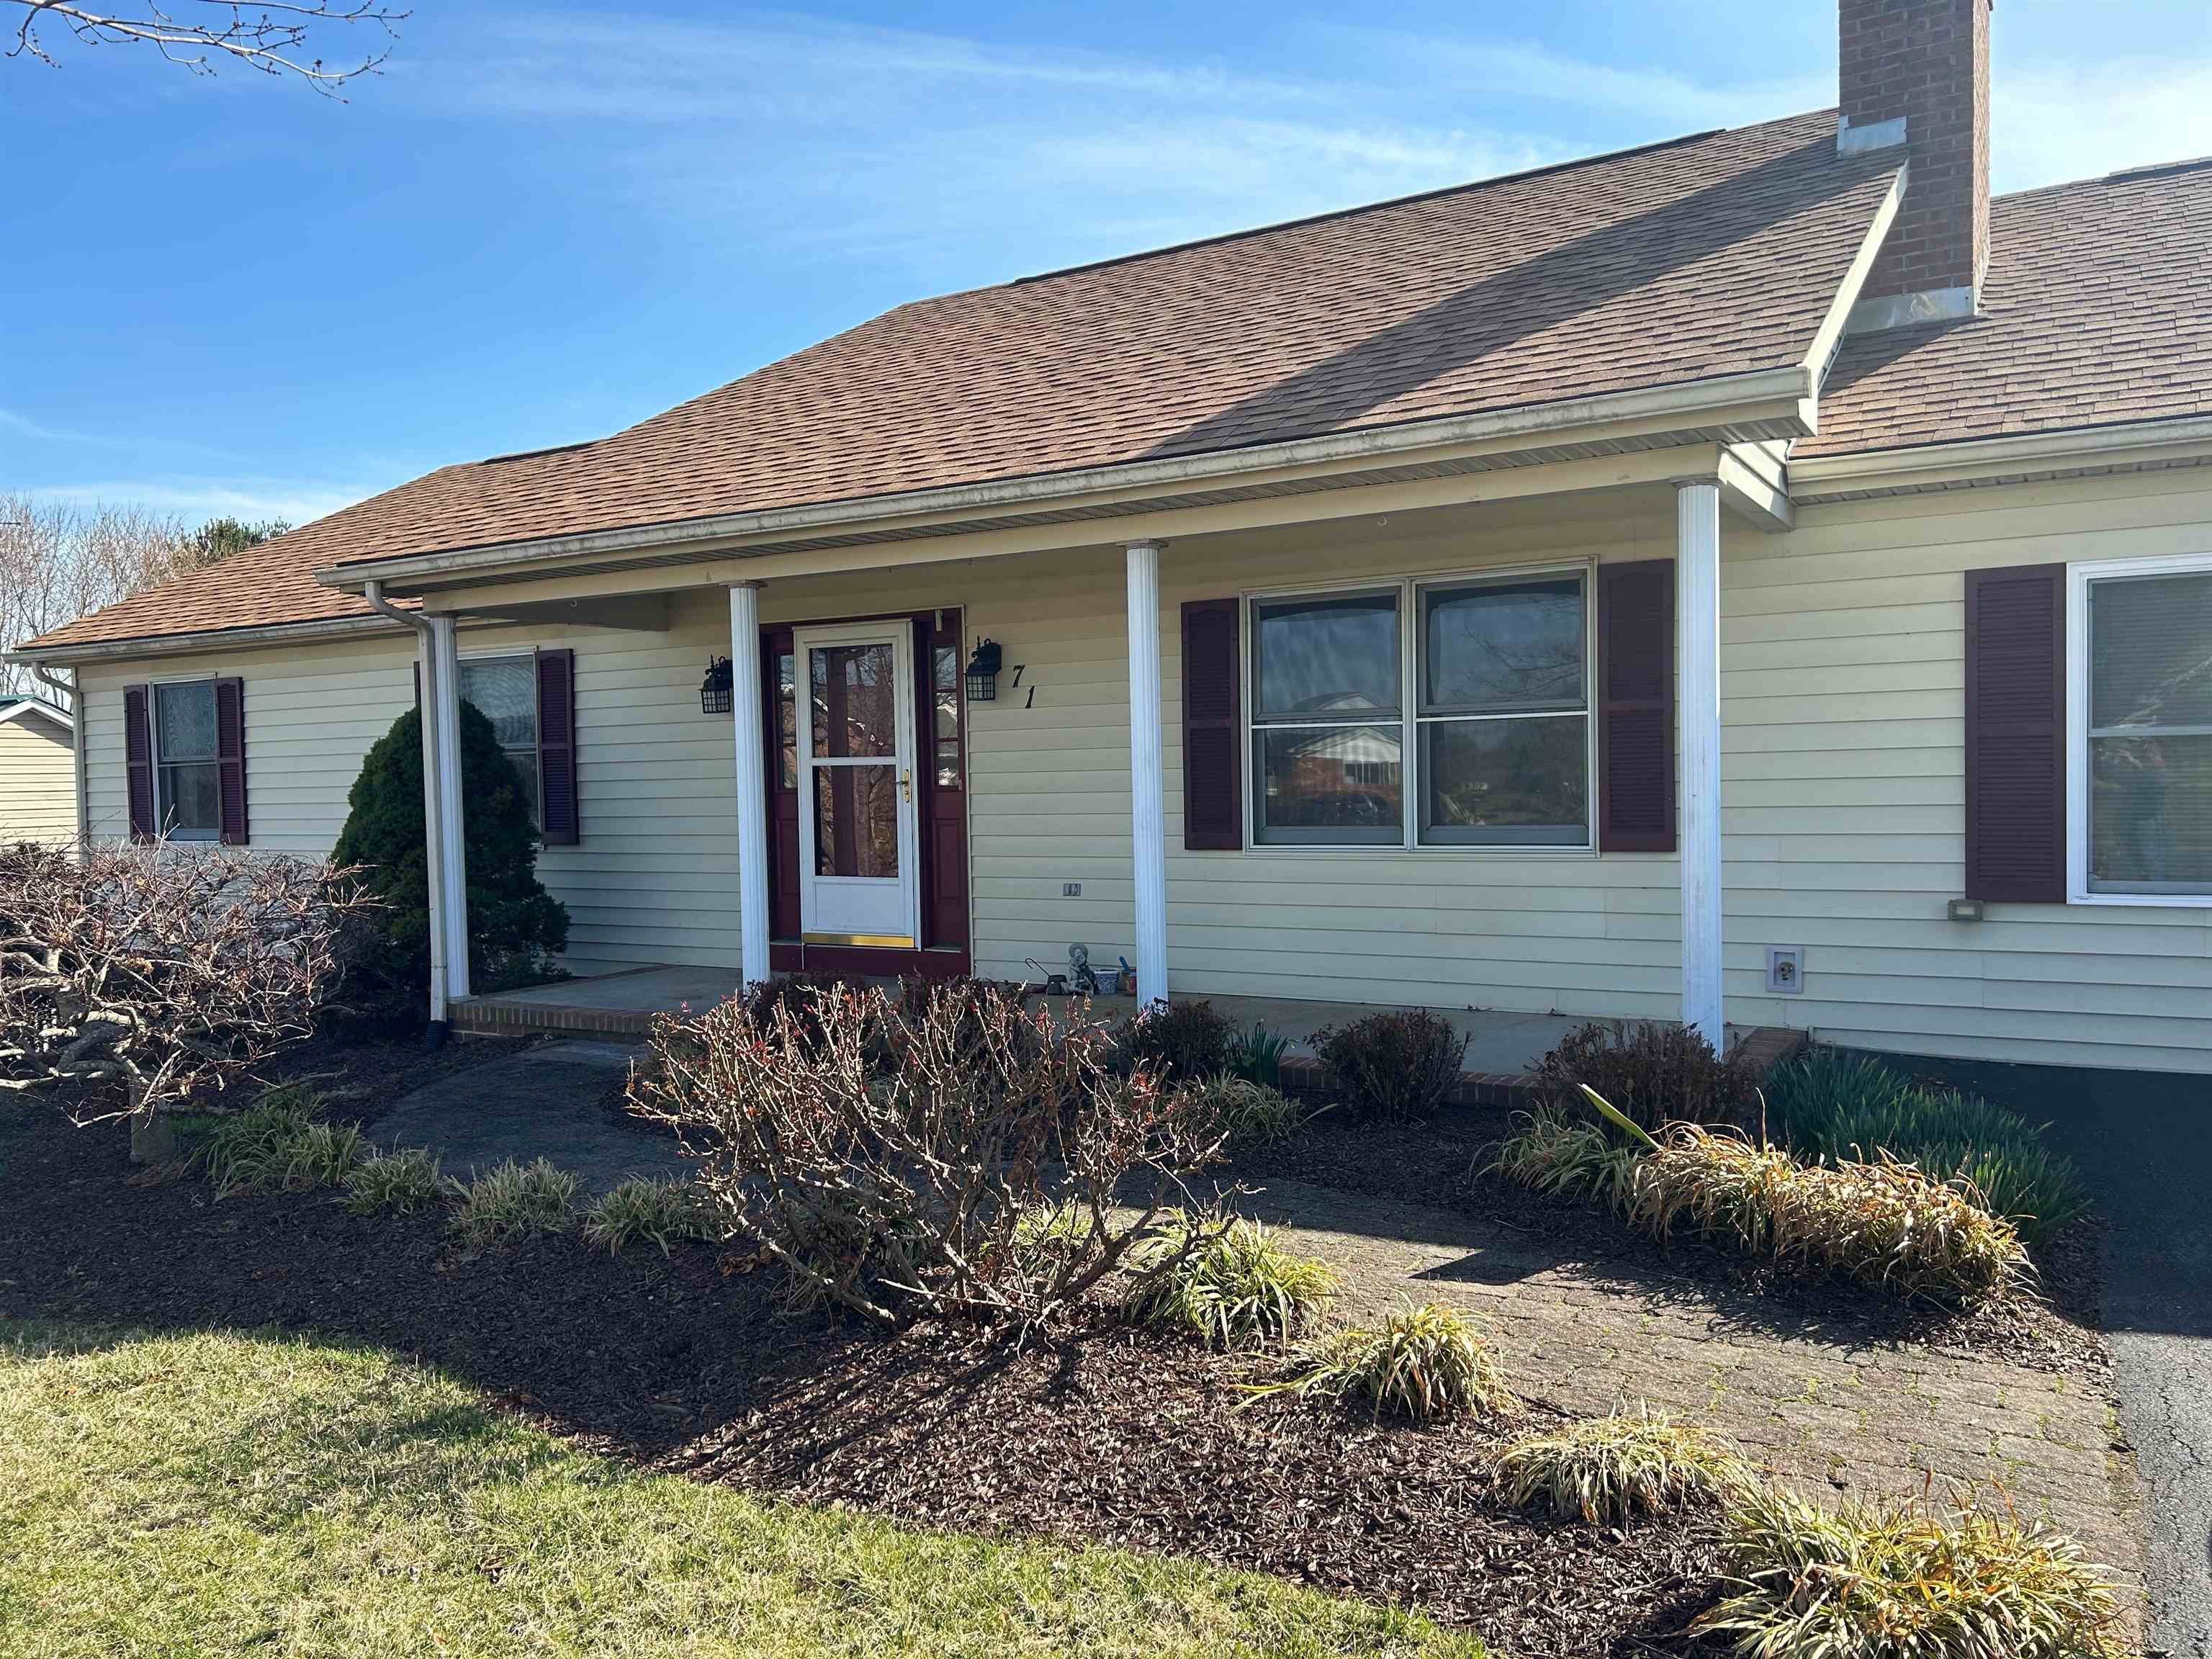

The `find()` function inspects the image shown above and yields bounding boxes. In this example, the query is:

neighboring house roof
[0,696,73,741]
[1805,158,2212,457]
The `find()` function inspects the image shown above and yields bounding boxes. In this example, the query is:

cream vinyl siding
[0,717,78,844]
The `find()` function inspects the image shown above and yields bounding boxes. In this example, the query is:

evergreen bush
[331,702,568,1023]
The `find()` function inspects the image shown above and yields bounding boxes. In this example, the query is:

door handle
[899,768,912,802]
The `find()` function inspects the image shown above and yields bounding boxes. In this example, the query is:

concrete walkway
[1236,1176,2144,1599]
[368,1039,684,1195]
[1889,1053,2212,1658]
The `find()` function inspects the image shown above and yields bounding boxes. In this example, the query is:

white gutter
[1791,414,2212,498]
[28,666,87,846]
[312,364,1817,590]
[359,581,450,1040]
[0,611,402,670]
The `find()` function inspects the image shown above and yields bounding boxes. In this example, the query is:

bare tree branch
[0,495,197,706]
[6,0,407,94]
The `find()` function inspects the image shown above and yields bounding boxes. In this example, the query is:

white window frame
[457,649,543,830]
[147,673,222,843]
[2065,548,2212,907]
[1240,559,1599,857]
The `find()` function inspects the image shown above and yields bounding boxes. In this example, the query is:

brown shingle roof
[27,108,1903,652]
[1804,158,2212,456]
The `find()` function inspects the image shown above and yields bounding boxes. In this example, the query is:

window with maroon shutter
[214,676,248,845]
[535,647,578,846]
[1180,598,1241,850]
[124,683,154,841]
[1597,559,1676,853]
[1965,564,2065,902]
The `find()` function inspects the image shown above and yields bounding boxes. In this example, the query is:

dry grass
[1495,1406,1752,1525]
[1629,1124,2029,1305]
[1695,1485,2127,1658]
[1488,1110,1638,1212]
[1256,1301,1516,1422]
[1125,1218,1341,1352]
[1184,1074,1310,1145]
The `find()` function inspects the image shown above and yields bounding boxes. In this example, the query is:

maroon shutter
[1181,598,1242,850]
[1964,564,2066,902]
[1597,560,1676,853]
[535,648,578,845]
[214,677,248,845]
[123,683,155,842]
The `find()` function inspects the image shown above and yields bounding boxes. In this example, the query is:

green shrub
[1113,999,1235,1083]
[330,702,570,1025]
[1529,1020,1758,1132]
[1225,1022,1292,1089]
[1125,1217,1341,1350]
[344,1147,444,1215]
[1257,1300,1515,1421]
[197,1086,360,1196]
[1496,1406,1751,1524]
[1768,1047,2090,1246]
[450,1158,580,1247]
[1182,1073,1307,1145]
[1310,1009,1467,1123]
[581,1175,714,1256]
[1627,1118,2028,1305]
[1489,1108,1640,1211]
[1694,1485,2126,1658]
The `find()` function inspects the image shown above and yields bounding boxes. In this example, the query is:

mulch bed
[1220,1102,2111,1382]
[1,1071,1724,1656]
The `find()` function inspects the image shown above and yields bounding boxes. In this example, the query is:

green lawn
[0,1322,1486,1659]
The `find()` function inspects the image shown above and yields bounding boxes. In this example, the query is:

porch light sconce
[964,637,1002,703]
[700,655,734,716]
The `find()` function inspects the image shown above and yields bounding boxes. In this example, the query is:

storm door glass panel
[154,680,220,838]
[459,655,540,829]
[811,644,898,758]
[2087,570,2212,892]
[813,765,900,876]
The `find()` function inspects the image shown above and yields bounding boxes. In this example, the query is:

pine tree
[333,701,568,1022]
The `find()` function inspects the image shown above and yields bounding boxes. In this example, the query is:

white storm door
[793,621,920,947]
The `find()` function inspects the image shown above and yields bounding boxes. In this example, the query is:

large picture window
[2075,559,2212,897]
[459,655,541,831]
[1246,567,1593,850]
[152,678,221,840]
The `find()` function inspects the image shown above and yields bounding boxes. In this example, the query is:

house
[0,696,79,847]
[9,0,2212,1073]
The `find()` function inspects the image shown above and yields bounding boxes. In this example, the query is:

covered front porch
[369,436,1793,1051]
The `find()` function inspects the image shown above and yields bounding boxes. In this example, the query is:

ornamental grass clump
[450,1158,580,1247]
[343,1146,444,1215]
[1694,1485,2127,1658]
[1768,1046,2090,1246]
[1125,1216,1341,1351]
[1184,1073,1308,1146]
[582,1175,715,1257]
[197,1086,361,1196]
[1489,1107,1640,1213]
[1258,1300,1515,1421]
[631,978,1229,1331]
[1496,1406,1752,1525]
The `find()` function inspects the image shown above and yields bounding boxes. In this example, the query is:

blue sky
[6,0,2209,528]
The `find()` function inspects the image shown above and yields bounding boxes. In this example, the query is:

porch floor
[454,965,1781,1084]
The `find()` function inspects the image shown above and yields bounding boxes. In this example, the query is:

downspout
[360,581,451,1046]
[30,664,87,847]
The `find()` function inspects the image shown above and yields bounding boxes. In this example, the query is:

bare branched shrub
[0,841,376,1143]
[629,979,1231,1331]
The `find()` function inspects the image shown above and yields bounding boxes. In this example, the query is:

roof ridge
[1005,121,1783,289]
[1996,153,2212,204]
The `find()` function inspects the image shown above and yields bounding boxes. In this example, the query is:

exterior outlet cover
[1062,881,1082,897]
[1766,947,1804,996]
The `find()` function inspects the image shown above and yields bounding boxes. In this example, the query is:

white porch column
[1676,481,1723,1047]
[1125,540,1169,1008]
[727,582,773,992]
[429,614,471,1001]
[414,626,449,1025]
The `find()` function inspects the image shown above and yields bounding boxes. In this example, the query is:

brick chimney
[1837,0,1991,331]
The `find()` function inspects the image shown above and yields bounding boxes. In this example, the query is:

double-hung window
[1247,567,1593,850]
[152,679,221,840]
[2072,555,2212,899]
[459,655,541,831]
